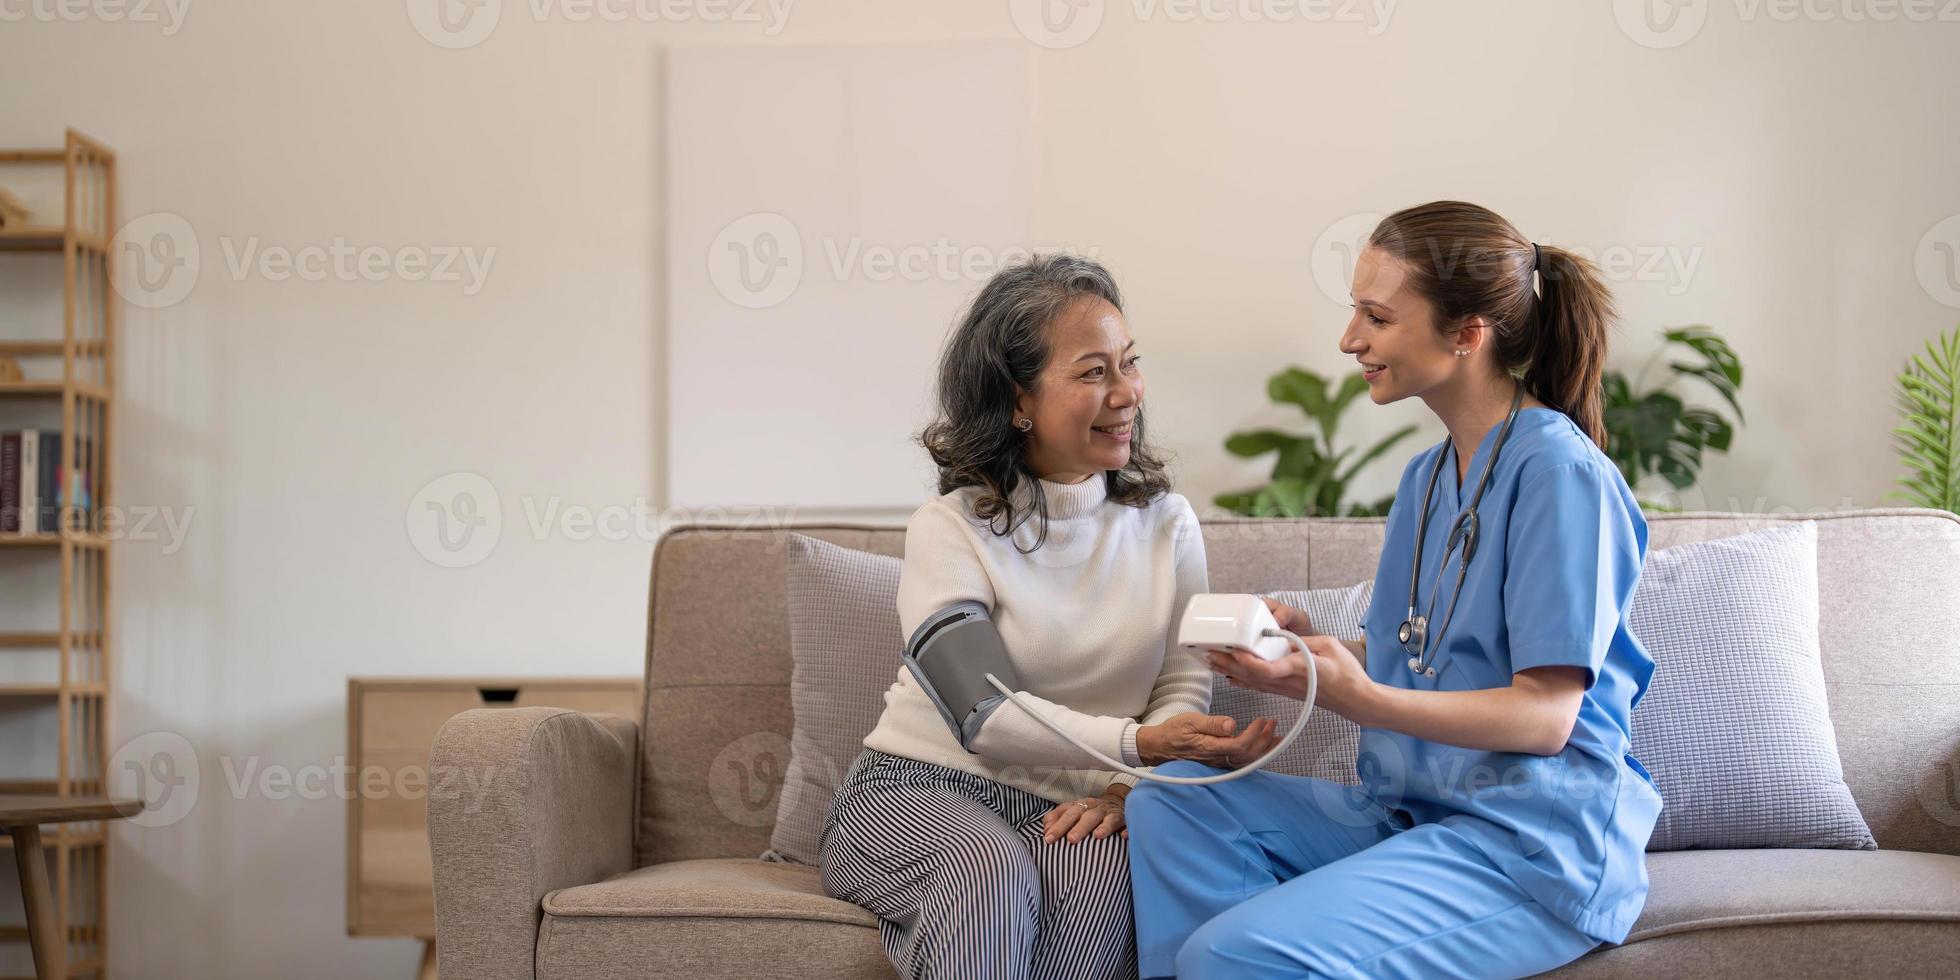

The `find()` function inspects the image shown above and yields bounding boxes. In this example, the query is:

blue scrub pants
[1126,761,1600,979]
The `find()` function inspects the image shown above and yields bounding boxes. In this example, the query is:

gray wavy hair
[917,253,1171,554]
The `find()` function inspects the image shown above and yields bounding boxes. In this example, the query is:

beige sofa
[429,510,1960,979]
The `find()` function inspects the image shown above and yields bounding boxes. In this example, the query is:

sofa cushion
[1627,522,1874,850]
[769,534,905,866]
[1639,510,1960,857]
[1625,848,1960,936]
[641,527,906,866]
[1541,849,1960,977]
[538,851,1960,980]
[539,859,890,980]
[545,857,877,925]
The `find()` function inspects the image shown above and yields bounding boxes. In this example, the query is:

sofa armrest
[428,706,639,980]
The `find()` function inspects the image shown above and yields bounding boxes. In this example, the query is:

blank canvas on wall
[665,42,1033,511]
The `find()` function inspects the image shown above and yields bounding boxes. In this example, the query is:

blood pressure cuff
[901,601,1020,753]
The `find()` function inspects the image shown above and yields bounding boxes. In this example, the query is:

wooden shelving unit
[0,129,118,980]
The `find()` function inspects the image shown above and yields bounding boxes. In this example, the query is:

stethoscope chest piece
[1397,616,1424,648]
[1397,615,1437,677]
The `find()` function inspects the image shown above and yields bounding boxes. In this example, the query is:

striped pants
[819,749,1138,980]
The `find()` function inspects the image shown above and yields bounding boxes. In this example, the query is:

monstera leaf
[1215,367,1415,518]
[1602,325,1743,505]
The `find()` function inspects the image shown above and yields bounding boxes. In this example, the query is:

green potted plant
[1214,367,1417,518]
[1602,326,1744,511]
[1889,325,1959,515]
[1218,326,1746,518]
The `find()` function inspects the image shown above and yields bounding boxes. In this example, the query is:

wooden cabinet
[345,677,641,972]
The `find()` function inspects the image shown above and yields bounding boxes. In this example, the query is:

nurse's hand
[1134,712,1282,768]
[1208,635,1374,719]
[1261,596,1315,636]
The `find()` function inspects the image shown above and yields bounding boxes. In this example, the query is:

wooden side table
[1,797,141,980]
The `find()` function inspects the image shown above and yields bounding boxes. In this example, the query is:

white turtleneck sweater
[860,473,1213,804]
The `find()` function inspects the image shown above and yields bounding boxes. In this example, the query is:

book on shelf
[0,430,14,532]
[1,429,92,533]
[21,429,38,532]
[45,433,62,529]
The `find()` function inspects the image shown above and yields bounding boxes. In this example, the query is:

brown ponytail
[1528,244,1614,449]
[1367,201,1618,449]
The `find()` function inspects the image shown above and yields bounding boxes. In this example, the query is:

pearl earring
[1454,350,1470,358]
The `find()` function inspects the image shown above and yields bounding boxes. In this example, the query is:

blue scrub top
[1359,406,1664,945]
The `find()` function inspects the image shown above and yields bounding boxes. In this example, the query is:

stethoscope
[1397,384,1526,677]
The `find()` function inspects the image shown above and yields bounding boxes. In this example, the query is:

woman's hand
[1135,712,1282,768]
[1206,634,1379,724]
[1043,784,1129,843]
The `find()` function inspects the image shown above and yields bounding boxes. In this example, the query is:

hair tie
[1531,242,1542,272]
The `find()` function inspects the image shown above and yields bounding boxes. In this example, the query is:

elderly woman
[818,254,1280,980]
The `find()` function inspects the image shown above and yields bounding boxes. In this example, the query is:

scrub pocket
[1515,756,1569,857]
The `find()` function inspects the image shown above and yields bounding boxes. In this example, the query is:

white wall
[0,1,1955,976]
[665,42,1035,510]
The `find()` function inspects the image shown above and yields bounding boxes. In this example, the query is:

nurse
[1126,200,1664,979]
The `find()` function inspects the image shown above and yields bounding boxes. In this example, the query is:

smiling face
[1338,245,1467,404]
[1014,295,1143,482]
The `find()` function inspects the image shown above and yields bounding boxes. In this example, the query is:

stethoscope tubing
[1402,385,1527,676]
